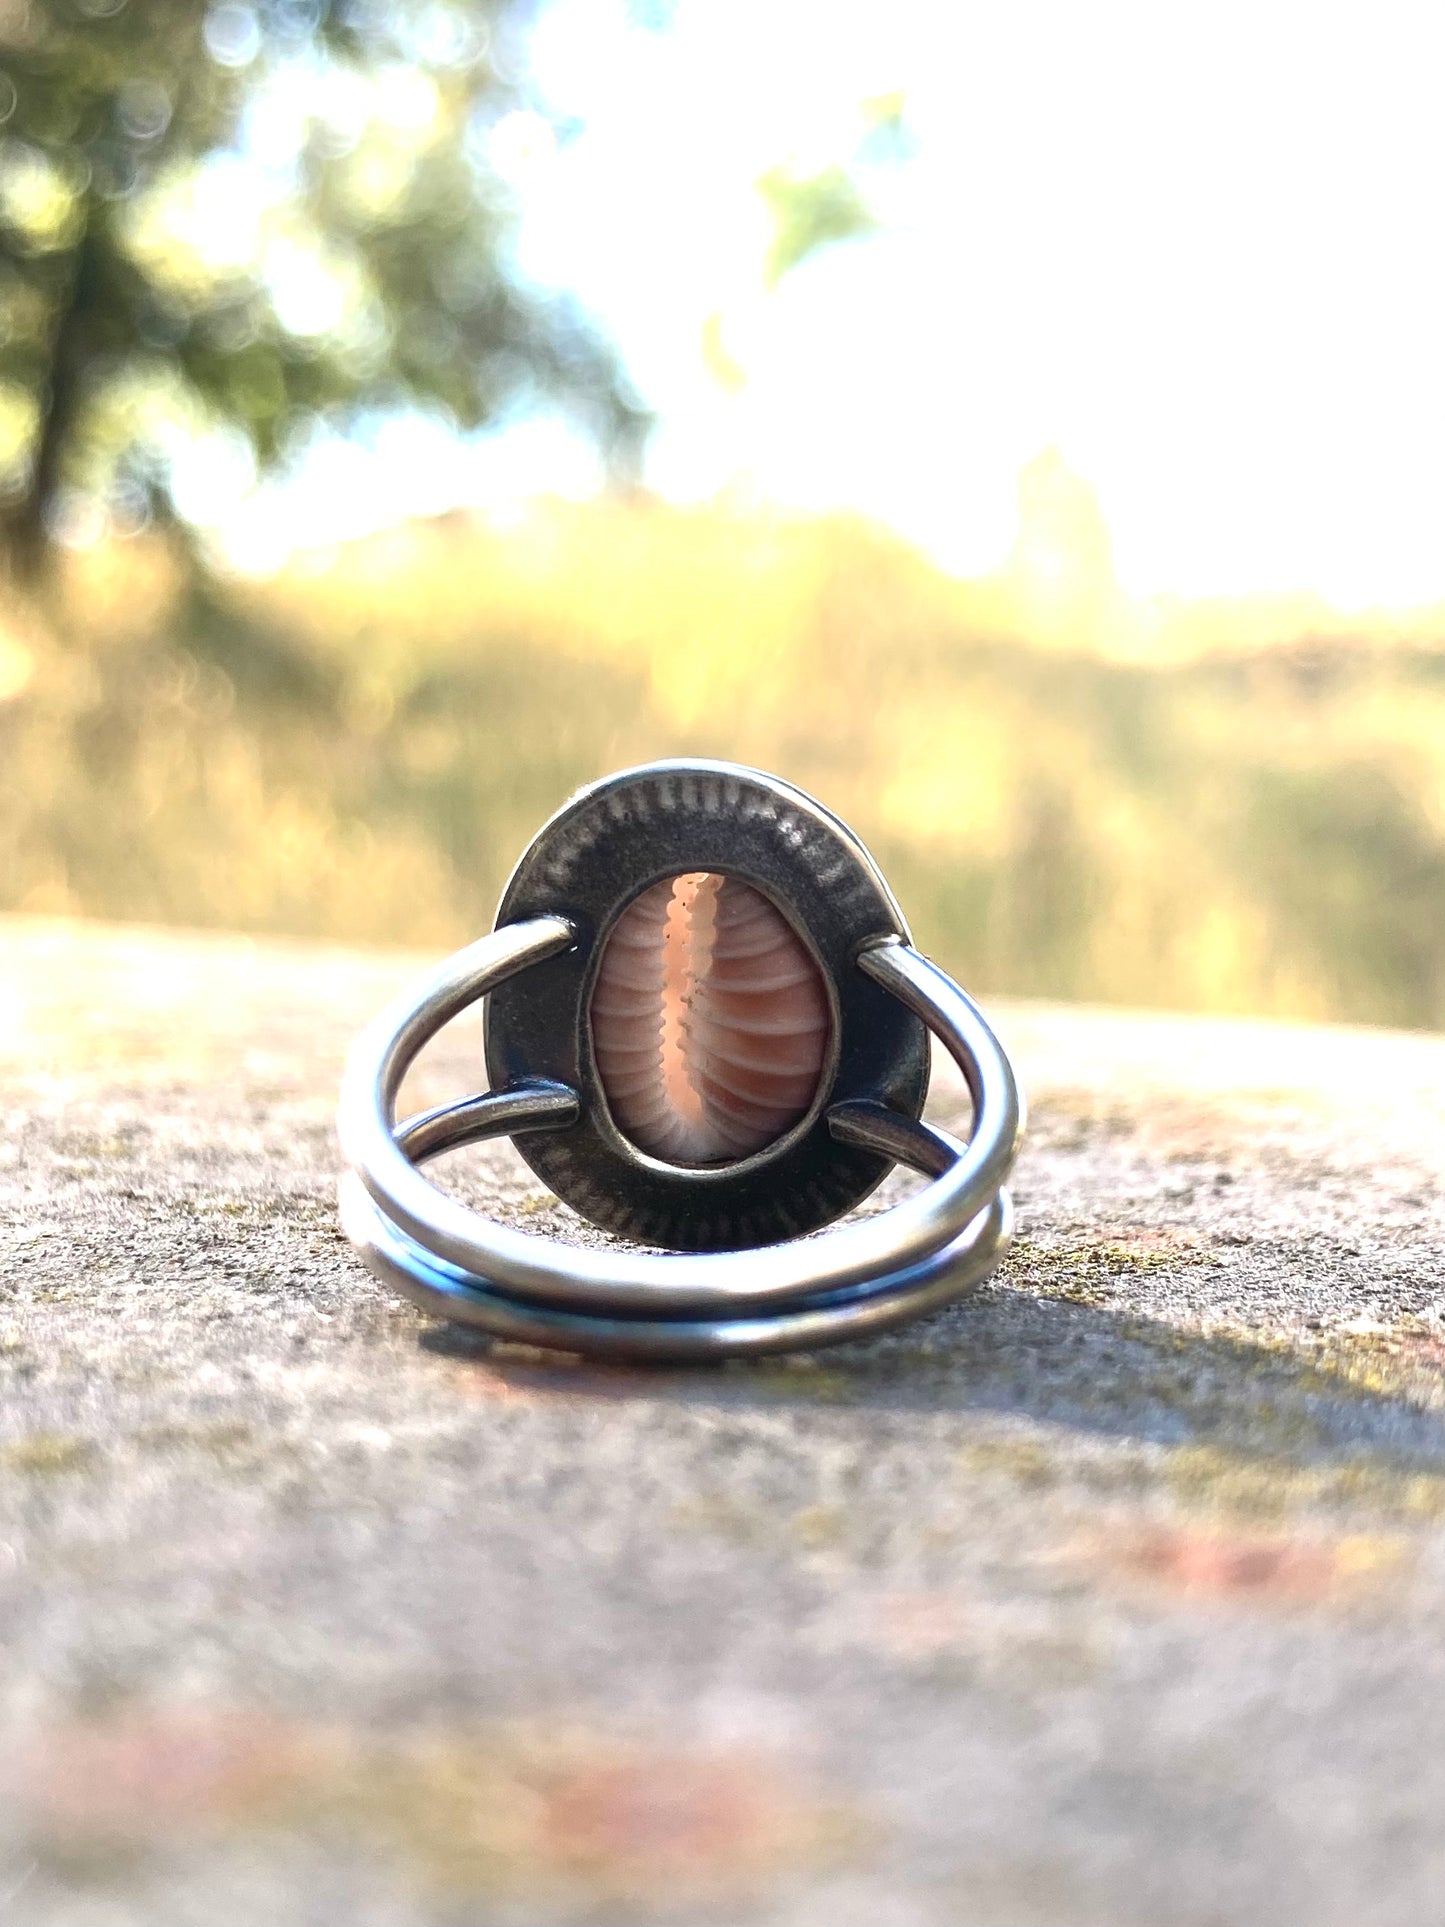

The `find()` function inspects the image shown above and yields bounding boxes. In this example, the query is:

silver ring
[337,761,1023,1360]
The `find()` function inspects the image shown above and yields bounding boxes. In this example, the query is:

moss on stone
[4,1433,96,1476]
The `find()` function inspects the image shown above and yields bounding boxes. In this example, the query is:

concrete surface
[1,915,1443,1927]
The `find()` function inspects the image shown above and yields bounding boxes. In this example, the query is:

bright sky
[224,0,1445,609]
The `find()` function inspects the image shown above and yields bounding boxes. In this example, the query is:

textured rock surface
[1,915,1442,1927]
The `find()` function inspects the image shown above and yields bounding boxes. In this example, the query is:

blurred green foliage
[3,503,1443,1031]
[1,7,1439,1039]
[0,0,642,581]
[754,92,912,288]
[757,164,877,289]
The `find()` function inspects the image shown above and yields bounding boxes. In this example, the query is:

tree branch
[4,209,102,592]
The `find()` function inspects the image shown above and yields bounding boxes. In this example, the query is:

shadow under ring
[336,918,1022,1354]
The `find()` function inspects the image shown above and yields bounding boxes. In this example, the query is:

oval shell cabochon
[591,871,832,1166]
[484,762,930,1252]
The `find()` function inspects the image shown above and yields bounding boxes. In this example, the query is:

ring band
[337,763,1023,1361]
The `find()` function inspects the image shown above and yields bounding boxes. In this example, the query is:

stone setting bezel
[484,761,930,1251]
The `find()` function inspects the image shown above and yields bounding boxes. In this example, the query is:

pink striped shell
[589,872,831,1165]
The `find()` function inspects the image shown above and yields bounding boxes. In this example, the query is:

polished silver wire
[336,921,1022,1359]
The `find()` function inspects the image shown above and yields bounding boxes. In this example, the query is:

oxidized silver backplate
[484,761,930,1251]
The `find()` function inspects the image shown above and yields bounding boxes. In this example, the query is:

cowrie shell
[591,872,831,1164]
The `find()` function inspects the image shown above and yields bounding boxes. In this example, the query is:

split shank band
[338,917,1021,1361]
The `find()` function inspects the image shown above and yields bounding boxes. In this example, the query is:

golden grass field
[3,492,1443,1028]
